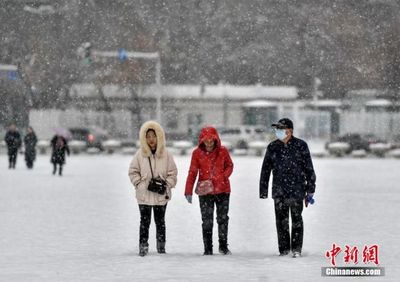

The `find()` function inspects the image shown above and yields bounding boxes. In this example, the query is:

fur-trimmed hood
[139,121,166,157]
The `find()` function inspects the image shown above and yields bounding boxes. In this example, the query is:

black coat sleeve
[16,132,22,148]
[302,143,316,194]
[65,143,70,156]
[4,132,10,144]
[259,145,273,198]
[33,134,38,147]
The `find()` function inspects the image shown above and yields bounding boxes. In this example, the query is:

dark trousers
[139,204,167,244]
[199,193,230,248]
[8,151,17,168]
[26,159,33,168]
[25,153,35,169]
[274,198,304,254]
[53,163,63,175]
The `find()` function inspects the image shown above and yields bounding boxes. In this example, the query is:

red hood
[198,126,221,149]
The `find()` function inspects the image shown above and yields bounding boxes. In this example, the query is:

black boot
[203,235,213,255]
[219,242,232,255]
[204,245,213,255]
[27,161,33,169]
[59,166,63,176]
[157,241,166,254]
[139,243,149,257]
[53,164,57,175]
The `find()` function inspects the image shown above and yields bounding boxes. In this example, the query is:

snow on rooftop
[365,99,392,107]
[242,100,278,108]
[70,83,298,100]
[307,100,343,107]
[346,89,387,98]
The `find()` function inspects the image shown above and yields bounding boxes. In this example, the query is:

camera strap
[148,157,155,179]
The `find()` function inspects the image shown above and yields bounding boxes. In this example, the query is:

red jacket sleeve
[185,149,199,195]
[222,148,234,178]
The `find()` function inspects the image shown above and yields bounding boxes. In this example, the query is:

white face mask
[275,129,287,141]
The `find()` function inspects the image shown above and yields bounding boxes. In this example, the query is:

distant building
[66,83,301,139]
[30,83,334,141]
[338,89,400,139]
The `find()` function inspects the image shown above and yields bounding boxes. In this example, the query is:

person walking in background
[4,123,22,169]
[184,126,234,255]
[128,121,177,257]
[24,126,38,169]
[259,118,316,258]
[50,134,70,176]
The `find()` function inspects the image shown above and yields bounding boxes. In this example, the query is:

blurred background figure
[50,134,70,176]
[24,126,38,169]
[4,123,22,169]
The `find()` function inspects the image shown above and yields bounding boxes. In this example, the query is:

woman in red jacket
[185,126,234,255]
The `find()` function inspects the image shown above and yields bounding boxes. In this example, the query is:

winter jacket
[5,130,22,153]
[24,132,38,162]
[259,136,316,200]
[128,121,178,206]
[185,126,234,196]
[50,135,70,164]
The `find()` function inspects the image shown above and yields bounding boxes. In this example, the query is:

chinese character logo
[326,244,379,266]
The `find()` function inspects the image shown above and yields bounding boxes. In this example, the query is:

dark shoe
[139,243,149,257]
[219,245,232,255]
[203,249,213,255]
[279,250,290,256]
[292,251,302,258]
[203,235,213,255]
[203,241,213,255]
[157,241,166,254]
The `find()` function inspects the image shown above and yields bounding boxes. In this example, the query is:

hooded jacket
[128,121,178,206]
[185,126,234,196]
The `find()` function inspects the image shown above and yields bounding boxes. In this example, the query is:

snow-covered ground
[1,154,399,281]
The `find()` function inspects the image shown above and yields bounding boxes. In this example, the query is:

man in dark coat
[4,123,22,169]
[259,118,316,258]
[24,126,38,169]
[50,135,70,176]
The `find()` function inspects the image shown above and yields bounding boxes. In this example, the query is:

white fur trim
[139,121,166,157]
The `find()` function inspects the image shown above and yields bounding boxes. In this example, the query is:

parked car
[389,134,400,149]
[325,133,386,154]
[216,125,269,149]
[68,127,109,150]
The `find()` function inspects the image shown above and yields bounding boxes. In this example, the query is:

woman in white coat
[128,121,178,256]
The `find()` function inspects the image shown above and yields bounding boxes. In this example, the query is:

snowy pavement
[1,154,399,281]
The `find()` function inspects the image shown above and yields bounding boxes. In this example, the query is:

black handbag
[147,157,167,195]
